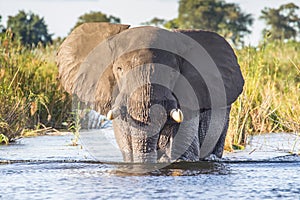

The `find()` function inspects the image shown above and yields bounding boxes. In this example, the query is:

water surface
[0,129,299,199]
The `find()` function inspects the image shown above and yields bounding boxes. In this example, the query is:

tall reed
[0,31,71,143]
[226,40,300,149]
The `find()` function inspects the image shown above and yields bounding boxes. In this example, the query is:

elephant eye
[117,67,123,72]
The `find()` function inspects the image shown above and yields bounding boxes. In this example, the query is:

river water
[0,128,299,200]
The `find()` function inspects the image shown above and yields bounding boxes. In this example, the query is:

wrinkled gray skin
[111,49,230,163]
[57,23,244,163]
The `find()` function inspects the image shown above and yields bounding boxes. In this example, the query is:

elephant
[56,22,244,163]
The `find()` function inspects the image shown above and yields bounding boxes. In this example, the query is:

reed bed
[226,40,300,150]
[0,32,71,143]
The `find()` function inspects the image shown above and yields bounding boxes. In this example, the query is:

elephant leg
[198,106,231,158]
[171,114,200,162]
[211,107,231,157]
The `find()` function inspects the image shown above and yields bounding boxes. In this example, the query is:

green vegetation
[260,3,300,41]
[177,0,253,45]
[71,11,121,31]
[0,30,70,143]
[66,102,82,146]
[144,0,253,45]
[0,16,4,33]
[226,39,300,149]
[6,10,52,46]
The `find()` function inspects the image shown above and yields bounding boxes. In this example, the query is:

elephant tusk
[106,110,114,120]
[106,108,120,120]
[170,109,184,123]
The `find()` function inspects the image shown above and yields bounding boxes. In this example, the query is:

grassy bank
[0,31,299,147]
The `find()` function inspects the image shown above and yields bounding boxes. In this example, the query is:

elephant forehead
[111,26,185,56]
[114,49,179,70]
[115,49,154,66]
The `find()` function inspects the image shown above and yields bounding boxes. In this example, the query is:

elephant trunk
[127,84,151,124]
[131,131,159,163]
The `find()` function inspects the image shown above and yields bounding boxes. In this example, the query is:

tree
[142,17,180,29]
[0,15,5,33]
[260,3,300,41]
[163,18,180,29]
[141,17,166,27]
[0,15,6,39]
[7,10,52,46]
[72,11,120,31]
[176,0,253,45]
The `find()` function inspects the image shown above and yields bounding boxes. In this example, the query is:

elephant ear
[174,30,244,109]
[56,22,130,114]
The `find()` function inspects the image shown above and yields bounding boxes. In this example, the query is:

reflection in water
[0,159,230,176]
[108,161,230,176]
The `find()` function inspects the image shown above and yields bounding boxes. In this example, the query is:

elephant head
[57,23,244,163]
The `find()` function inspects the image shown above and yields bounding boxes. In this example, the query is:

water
[0,129,299,200]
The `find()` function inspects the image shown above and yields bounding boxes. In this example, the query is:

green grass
[0,30,299,149]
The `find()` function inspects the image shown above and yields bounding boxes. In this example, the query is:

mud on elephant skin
[56,22,244,163]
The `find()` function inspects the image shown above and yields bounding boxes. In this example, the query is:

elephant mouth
[107,84,184,129]
[108,99,183,127]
